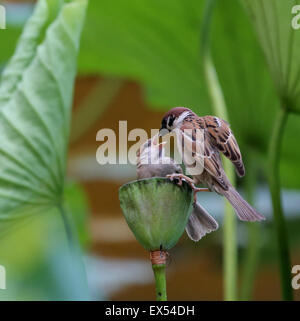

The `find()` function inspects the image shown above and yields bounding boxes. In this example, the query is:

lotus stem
[268,106,293,301]
[241,156,260,300]
[59,204,75,252]
[202,0,237,300]
[151,250,167,301]
[203,55,238,300]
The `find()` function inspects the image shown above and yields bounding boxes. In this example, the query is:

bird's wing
[202,133,227,187]
[178,122,224,186]
[179,121,230,189]
[203,116,245,177]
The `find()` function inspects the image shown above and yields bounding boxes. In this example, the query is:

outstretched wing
[203,116,245,177]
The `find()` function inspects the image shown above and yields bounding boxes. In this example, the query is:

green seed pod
[119,177,193,251]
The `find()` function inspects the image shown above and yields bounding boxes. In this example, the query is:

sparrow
[136,135,219,241]
[136,135,182,179]
[159,107,265,222]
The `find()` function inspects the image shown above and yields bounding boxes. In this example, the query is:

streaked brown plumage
[160,107,265,222]
[136,135,218,241]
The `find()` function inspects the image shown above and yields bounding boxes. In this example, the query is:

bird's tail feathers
[185,203,218,242]
[223,186,265,221]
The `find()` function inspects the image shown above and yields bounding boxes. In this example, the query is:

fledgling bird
[136,136,182,179]
[136,135,219,241]
[160,107,265,222]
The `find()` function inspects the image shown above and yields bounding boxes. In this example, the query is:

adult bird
[136,135,218,241]
[160,107,265,222]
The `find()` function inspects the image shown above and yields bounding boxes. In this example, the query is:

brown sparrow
[160,107,265,222]
[136,135,219,241]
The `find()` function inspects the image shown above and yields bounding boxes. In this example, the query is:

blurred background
[0,0,300,300]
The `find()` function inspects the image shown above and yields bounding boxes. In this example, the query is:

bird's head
[159,107,193,136]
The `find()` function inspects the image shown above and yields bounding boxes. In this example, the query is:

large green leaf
[78,0,210,110]
[243,0,300,113]
[241,1,300,300]
[0,0,87,229]
[210,0,279,152]
[209,0,300,188]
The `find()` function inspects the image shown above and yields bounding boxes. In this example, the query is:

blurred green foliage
[243,0,300,113]
[1,1,299,189]
[210,0,278,153]
[0,199,90,300]
[0,0,299,301]
[241,0,300,300]
[78,0,210,110]
[0,28,21,71]
[0,0,89,300]
[78,0,300,189]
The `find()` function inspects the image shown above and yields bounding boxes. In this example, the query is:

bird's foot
[166,173,193,187]
[166,174,210,202]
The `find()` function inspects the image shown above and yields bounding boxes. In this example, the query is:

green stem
[222,160,237,301]
[202,0,237,300]
[268,106,293,301]
[59,204,75,252]
[241,155,261,300]
[204,55,237,301]
[241,223,260,300]
[152,264,167,301]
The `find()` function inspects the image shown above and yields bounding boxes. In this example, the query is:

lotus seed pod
[119,177,193,251]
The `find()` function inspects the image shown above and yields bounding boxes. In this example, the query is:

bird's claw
[166,174,183,186]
